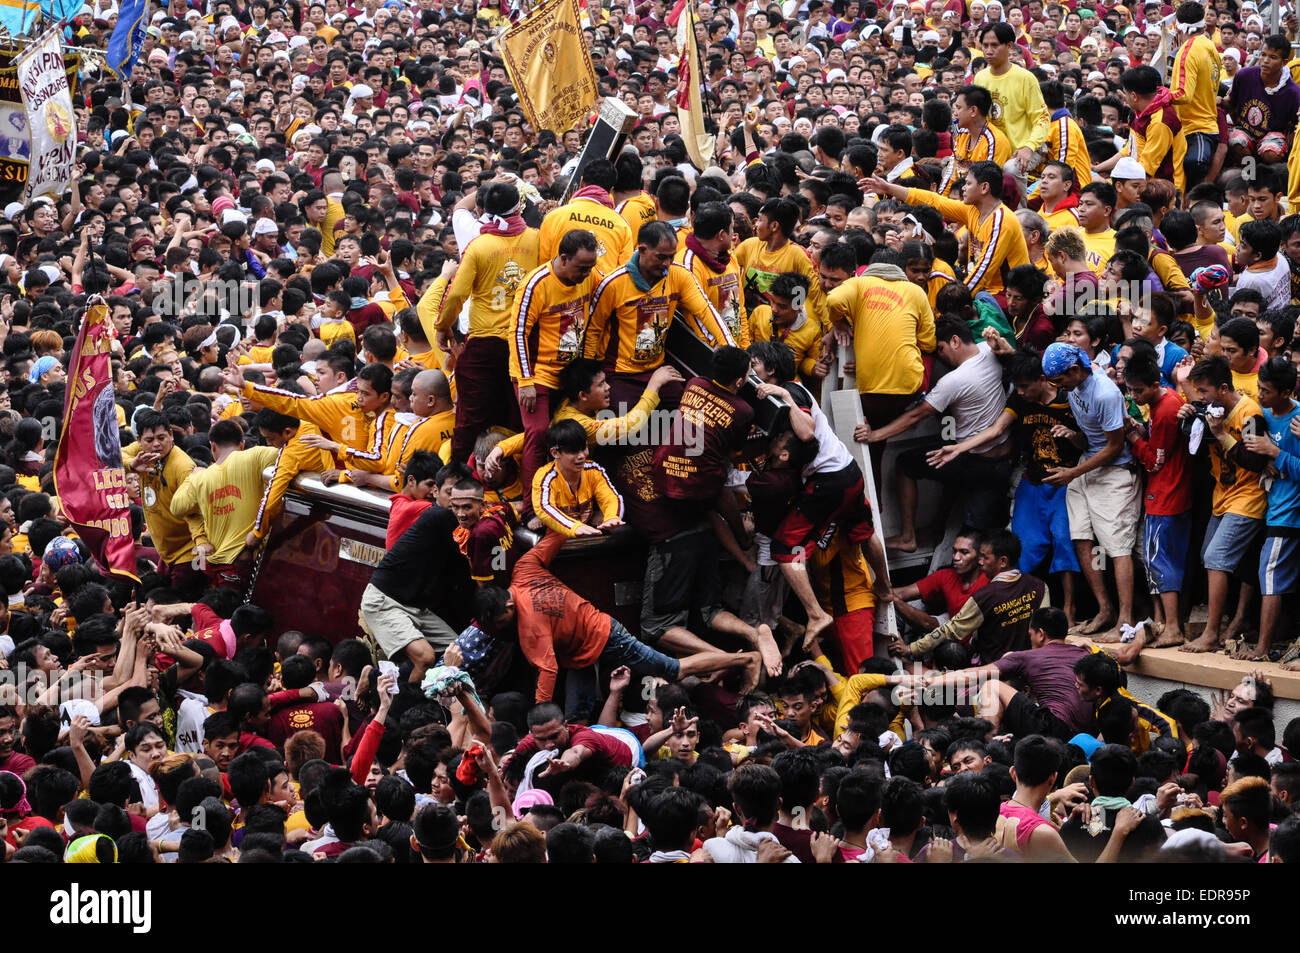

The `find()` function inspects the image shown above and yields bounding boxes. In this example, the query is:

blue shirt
[1262,399,1300,529]
[1067,365,1133,466]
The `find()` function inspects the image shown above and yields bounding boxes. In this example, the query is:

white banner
[15,31,76,202]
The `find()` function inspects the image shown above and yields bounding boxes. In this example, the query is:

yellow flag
[501,0,599,136]
[675,2,714,171]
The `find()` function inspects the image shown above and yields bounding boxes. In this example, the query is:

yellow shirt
[828,274,936,395]
[584,263,735,375]
[808,531,876,617]
[1042,202,1082,232]
[321,199,346,258]
[496,388,663,460]
[973,63,1050,153]
[509,262,600,390]
[734,237,828,330]
[1208,396,1268,519]
[941,122,1012,195]
[538,196,634,278]
[170,446,279,564]
[927,259,957,310]
[121,443,206,565]
[532,460,624,537]
[1082,228,1116,276]
[677,244,749,348]
[749,305,824,382]
[252,422,332,540]
[1170,34,1223,136]
[1127,101,1187,197]
[1047,114,1093,190]
[905,188,1030,296]
[386,409,456,489]
[242,382,373,450]
[616,192,657,235]
[437,228,542,341]
[319,318,356,349]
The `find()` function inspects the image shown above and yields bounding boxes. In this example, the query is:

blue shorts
[1013,479,1079,575]
[1201,513,1263,574]
[1144,512,1191,594]
[1258,536,1300,596]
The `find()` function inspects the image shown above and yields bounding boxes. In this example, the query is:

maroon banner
[53,300,139,581]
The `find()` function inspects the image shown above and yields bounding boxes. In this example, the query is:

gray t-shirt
[1066,364,1133,466]
[924,341,1009,455]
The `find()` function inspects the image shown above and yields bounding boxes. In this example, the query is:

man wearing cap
[1039,342,1141,641]
[1169,1,1222,189]
[1111,156,1149,212]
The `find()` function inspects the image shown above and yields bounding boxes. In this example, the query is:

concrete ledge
[1067,636,1300,700]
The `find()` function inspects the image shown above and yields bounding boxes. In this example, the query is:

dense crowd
[0,0,1299,865]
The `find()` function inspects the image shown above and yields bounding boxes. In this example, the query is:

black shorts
[1003,690,1075,742]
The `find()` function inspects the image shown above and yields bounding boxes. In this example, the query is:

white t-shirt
[789,381,853,477]
[923,342,1009,454]
[175,693,210,754]
[1235,256,1292,311]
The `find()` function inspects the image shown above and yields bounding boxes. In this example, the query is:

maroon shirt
[993,641,1097,734]
[0,751,35,776]
[268,701,344,763]
[653,377,754,504]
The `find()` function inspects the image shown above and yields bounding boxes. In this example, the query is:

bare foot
[1282,659,1300,672]
[1151,628,1186,648]
[885,536,917,553]
[755,623,784,677]
[1180,633,1222,653]
[1074,612,1116,637]
[1091,627,1123,644]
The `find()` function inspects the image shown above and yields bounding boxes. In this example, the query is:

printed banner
[105,0,147,79]
[15,29,74,201]
[501,0,599,135]
[53,300,139,581]
[675,0,714,171]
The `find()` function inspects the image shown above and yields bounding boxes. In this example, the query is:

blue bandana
[1041,342,1088,377]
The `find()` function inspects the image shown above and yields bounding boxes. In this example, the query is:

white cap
[350,84,374,99]
[266,30,289,44]
[1111,156,1148,180]
[255,158,276,173]
[826,67,847,82]
[1223,47,1242,61]
[922,29,940,42]
[220,15,239,31]
[228,123,248,136]
[289,34,310,50]
[61,699,101,727]
[1087,70,1106,83]
[789,55,806,67]
[179,29,194,41]
[252,217,279,235]
[4,202,24,220]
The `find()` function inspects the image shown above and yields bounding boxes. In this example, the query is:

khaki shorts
[359,582,458,661]
[1066,466,1141,558]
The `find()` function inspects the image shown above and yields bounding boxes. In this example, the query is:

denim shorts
[601,617,681,681]
[1201,513,1263,574]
